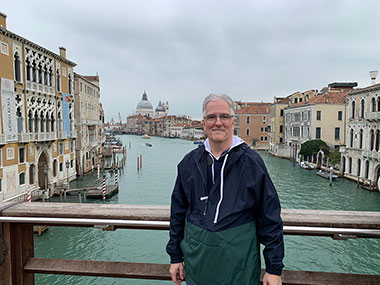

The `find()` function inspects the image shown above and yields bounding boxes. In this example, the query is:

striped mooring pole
[102,175,106,200]
[27,189,32,202]
[115,168,118,188]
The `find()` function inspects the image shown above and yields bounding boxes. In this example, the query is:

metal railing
[1,203,380,284]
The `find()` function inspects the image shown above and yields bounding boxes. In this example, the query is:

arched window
[29,164,35,184]
[32,61,37,82]
[38,63,43,84]
[14,53,21,82]
[348,157,352,174]
[53,159,57,177]
[68,74,72,94]
[357,159,361,177]
[28,111,33,133]
[370,129,375,150]
[40,112,44,132]
[49,68,53,87]
[26,59,31,81]
[378,98,380,113]
[359,129,363,149]
[351,100,356,119]
[56,69,61,92]
[246,128,250,136]
[365,160,370,179]
[16,107,23,133]
[360,99,365,118]
[34,112,39,133]
[44,67,48,85]
[372,97,376,112]
[350,129,354,148]
[51,113,55,132]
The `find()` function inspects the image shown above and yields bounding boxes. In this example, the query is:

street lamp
[66,160,70,184]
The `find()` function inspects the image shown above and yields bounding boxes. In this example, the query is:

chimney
[370,71,378,85]
[59,47,66,59]
[0,12,7,29]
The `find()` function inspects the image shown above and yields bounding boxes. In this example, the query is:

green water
[35,135,380,284]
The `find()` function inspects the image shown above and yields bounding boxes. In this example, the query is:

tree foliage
[299,139,330,156]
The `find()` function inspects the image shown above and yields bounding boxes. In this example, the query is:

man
[166,94,284,284]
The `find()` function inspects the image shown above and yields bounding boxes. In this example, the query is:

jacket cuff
[170,253,184,264]
[265,264,284,276]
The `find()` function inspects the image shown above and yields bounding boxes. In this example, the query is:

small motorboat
[300,161,314,170]
[316,170,338,180]
[142,134,150,139]
[145,143,152,147]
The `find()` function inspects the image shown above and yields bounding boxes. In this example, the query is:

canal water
[35,135,380,284]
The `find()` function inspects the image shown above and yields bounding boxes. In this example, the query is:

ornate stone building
[340,83,380,188]
[0,12,76,200]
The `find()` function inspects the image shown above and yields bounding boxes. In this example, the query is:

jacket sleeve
[166,167,188,263]
[256,158,285,276]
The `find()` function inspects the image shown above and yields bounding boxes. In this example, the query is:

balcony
[70,130,77,138]
[18,133,30,143]
[58,132,67,140]
[366,112,380,121]
[363,150,380,160]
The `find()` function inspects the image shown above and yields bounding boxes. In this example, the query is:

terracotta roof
[235,103,271,114]
[308,92,347,104]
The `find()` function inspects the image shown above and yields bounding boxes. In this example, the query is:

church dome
[155,101,165,112]
[136,91,153,110]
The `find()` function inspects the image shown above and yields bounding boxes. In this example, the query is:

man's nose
[215,116,223,125]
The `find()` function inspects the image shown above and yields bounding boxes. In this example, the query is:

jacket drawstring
[213,153,229,224]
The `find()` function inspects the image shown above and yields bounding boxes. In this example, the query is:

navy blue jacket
[166,138,284,275]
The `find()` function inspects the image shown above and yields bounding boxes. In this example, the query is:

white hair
[202,93,235,117]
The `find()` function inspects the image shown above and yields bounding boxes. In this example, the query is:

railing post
[0,223,34,284]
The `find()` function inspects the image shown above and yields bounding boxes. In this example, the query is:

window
[70,141,73,152]
[279,125,283,133]
[350,129,354,147]
[59,143,63,155]
[280,109,284,116]
[19,147,25,163]
[70,159,73,168]
[293,127,300,137]
[294,98,298,104]
[53,160,57,177]
[260,127,264,132]
[14,53,21,82]
[264,136,268,141]
[316,111,321,120]
[351,101,355,119]
[1,42,9,55]
[246,116,250,124]
[262,116,266,124]
[19,173,25,185]
[260,136,264,141]
[80,82,83,92]
[334,127,340,140]
[246,128,250,136]
[279,137,283,143]
[299,98,303,103]
[59,162,63,172]
[360,99,365,118]
[359,129,363,149]
[29,165,34,184]
[56,70,61,92]
[338,111,343,121]
[372,98,376,112]
[294,112,300,122]
[316,127,321,139]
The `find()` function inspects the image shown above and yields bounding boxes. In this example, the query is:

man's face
[203,99,236,145]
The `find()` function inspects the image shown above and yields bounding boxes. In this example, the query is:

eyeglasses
[204,113,234,123]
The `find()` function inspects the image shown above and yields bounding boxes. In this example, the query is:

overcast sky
[2,0,380,121]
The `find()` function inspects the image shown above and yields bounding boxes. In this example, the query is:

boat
[316,170,338,180]
[145,143,152,147]
[300,161,314,170]
[142,134,150,139]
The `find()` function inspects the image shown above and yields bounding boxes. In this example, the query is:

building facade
[74,73,102,175]
[0,12,77,200]
[340,83,380,188]
[235,103,271,148]
[269,97,288,157]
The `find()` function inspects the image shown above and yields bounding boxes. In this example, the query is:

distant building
[235,103,271,148]
[269,97,288,157]
[74,73,102,175]
[136,91,154,117]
